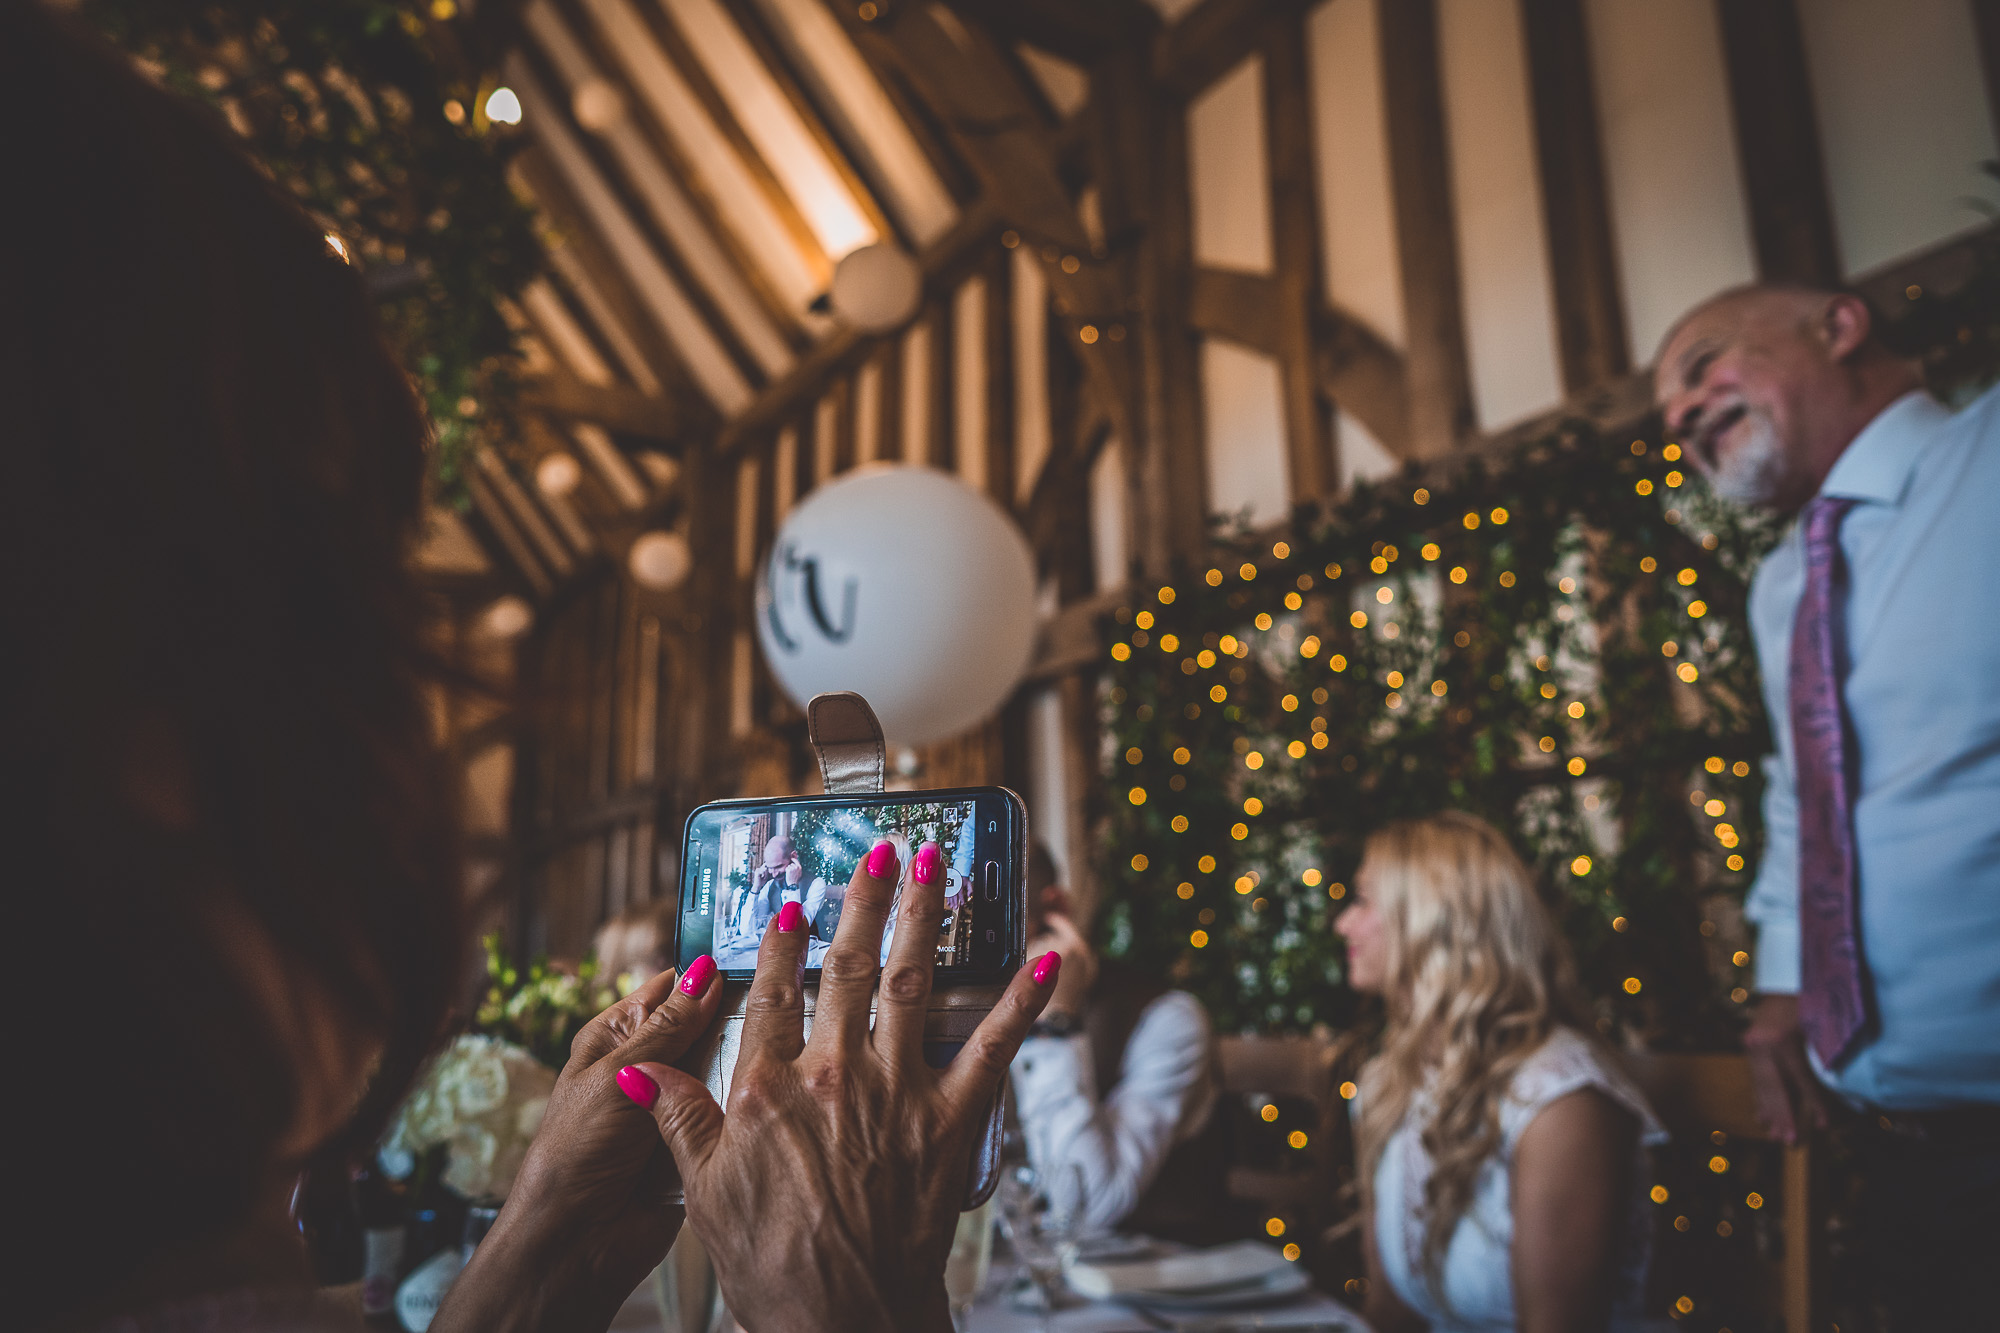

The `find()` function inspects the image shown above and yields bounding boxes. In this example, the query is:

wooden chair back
[1213,1032,1354,1237]
[1621,1052,1820,1333]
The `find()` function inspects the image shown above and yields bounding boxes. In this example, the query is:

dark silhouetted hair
[2,5,466,1324]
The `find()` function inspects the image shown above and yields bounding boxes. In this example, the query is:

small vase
[395,1204,499,1332]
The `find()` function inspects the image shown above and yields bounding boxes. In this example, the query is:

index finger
[567,966,682,1071]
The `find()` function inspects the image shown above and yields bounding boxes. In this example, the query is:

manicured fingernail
[865,840,898,880]
[1034,951,1062,987]
[616,1065,659,1108]
[679,953,717,997]
[913,842,942,886]
[776,900,804,933]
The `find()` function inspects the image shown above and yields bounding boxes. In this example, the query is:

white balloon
[756,466,1037,747]
[629,530,692,590]
[828,242,923,334]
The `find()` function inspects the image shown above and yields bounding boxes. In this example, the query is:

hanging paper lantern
[828,242,923,334]
[629,530,692,590]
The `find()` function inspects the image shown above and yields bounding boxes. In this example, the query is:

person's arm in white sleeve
[1008,991,1213,1236]
[1744,751,1801,993]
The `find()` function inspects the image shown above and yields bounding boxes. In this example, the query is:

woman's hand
[624,840,1058,1332]
[431,958,725,1333]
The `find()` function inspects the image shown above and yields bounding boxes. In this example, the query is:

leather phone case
[666,692,1012,1210]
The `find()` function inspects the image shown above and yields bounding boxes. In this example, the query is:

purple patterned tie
[1791,496,1868,1067]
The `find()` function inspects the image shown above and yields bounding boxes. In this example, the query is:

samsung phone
[675,785,1027,982]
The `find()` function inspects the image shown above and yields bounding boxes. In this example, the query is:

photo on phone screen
[680,796,1004,976]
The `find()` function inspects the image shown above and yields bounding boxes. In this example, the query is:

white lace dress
[1364,1027,1668,1332]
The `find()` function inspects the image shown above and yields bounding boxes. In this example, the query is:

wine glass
[994,1161,1087,1328]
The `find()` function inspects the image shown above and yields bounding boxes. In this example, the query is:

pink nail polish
[616,1065,659,1108]
[913,842,942,886]
[1034,951,1062,987]
[865,840,898,880]
[776,900,804,933]
[679,953,717,997]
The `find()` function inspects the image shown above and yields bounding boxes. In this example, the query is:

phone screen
[677,787,1022,981]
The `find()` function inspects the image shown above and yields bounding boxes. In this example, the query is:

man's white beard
[1706,411,1788,505]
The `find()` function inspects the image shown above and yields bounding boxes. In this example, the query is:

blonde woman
[1336,813,1665,1333]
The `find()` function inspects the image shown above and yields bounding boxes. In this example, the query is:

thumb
[620,1061,725,1178]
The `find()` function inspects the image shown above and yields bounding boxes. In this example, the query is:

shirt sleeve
[1008,991,1215,1236]
[1745,751,1802,992]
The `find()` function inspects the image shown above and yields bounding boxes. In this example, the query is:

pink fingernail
[1034,951,1061,987]
[616,1065,659,1108]
[913,842,942,886]
[679,953,717,997]
[866,840,898,880]
[776,900,804,933]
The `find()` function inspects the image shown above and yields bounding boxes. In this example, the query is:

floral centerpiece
[379,936,619,1200]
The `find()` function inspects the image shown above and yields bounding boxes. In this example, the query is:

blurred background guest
[1338,814,1664,1333]
[1010,845,1222,1240]
[1657,283,2000,1328]
[591,898,679,990]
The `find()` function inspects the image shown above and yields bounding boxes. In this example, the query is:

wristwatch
[1029,1010,1082,1039]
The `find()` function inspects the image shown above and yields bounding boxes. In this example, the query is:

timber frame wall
[448,0,2000,957]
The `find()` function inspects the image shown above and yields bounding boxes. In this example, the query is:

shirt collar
[1817,389,1941,507]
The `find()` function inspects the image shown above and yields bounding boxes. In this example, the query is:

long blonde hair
[1352,813,1593,1290]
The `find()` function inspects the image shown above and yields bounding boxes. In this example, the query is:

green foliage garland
[81,0,543,500]
[1097,424,1778,1044]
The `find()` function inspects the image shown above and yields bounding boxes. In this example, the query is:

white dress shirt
[1364,1028,1666,1331]
[1008,990,1216,1236]
[1744,384,2000,1109]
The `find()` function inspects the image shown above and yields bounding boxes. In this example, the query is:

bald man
[1656,285,2000,1328]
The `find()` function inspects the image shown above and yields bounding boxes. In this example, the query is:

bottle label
[361,1227,405,1315]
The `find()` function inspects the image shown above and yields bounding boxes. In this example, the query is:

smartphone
[669,786,1026,1209]
[675,785,1028,982]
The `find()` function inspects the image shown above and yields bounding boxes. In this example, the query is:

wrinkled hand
[431,961,724,1333]
[1743,993,1830,1144]
[1026,910,1097,1020]
[785,853,804,887]
[625,841,1057,1333]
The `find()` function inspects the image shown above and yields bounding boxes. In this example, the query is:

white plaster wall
[1584,0,1758,363]
[1013,245,1052,500]
[1188,57,1276,273]
[953,276,988,491]
[1436,0,1565,430]
[1337,405,1399,492]
[1796,0,2000,276]
[1090,435,1130,593]
[1308,0,1407,348]
[1200,337,1291,526]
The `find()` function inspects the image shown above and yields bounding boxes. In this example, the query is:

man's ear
[1821,293,1873,362]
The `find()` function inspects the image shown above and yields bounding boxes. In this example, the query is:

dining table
[600,1246,1375,1333]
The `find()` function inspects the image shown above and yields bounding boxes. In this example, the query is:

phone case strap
[806,691,886,795]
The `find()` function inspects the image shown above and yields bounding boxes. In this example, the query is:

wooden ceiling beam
[1311,306,1411,460]
[1152,0,1312,103]
[521,372,686,442]
[718,0,906,252]
[1262,8,1335,503]
[941,0,1156,65]
[713,196,1005,460]
[841,4,1143,473]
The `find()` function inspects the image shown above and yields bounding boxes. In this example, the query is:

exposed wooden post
[1520,0,1629,393]
[1973,0,2000,149]
[1378,0,1474,458]
[1714,0,1841,285]
[983,246,1017,504]
[1092,39,1208,579]
[1262,9,1336,503]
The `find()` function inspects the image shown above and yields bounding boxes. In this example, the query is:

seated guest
[1337,814,1664,1333]
[1011,845,1223,1240]
[9,8,1054,1331]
